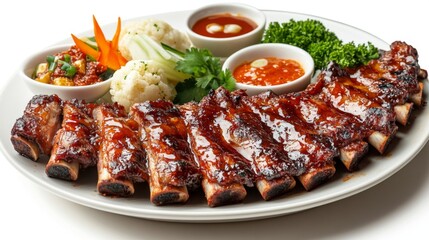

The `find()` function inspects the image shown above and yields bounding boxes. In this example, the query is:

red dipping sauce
[233,57,305,86]
[192,13,257,38]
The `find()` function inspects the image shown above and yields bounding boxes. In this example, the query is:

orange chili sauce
[192,13,257,38]
[233,57,305,86]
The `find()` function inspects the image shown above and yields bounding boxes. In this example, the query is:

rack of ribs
[130,100,201,205]
[45,99,98,180]
[9,41,427,207]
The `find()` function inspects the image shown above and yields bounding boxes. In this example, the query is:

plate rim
[1,9,428,223]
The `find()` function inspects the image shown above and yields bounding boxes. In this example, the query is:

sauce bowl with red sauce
[21,45,113,102]
[186,3,266,58]
[223,43,314,96]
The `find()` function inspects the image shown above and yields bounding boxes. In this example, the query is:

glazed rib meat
[303,42,423,154]
[130,100,201,205]
[93,103,148,197]
[241,91,337,191]
[45,99,98,181]
[373,41,422,99]
[339,42,419,108]
[308,66,397,135]
[207,88,297,200]
[279,93,365,147]
[273,93,369,170]
[11,95,62,161]
[341,41,424,124]
[307,66,398,154]
[179,100,251,207]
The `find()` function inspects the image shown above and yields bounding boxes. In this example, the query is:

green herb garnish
[46,55,57,72]
[63,54,71,63]
[162,45,235,104]
[58,60,77,78]
[262,19,380,69]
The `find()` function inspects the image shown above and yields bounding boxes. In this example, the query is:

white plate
[1,10,428,223]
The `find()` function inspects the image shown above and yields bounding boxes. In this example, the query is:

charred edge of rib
[203,180,247,207]
[10,135,40,161]
[394,103,413,126]
[256,175,296,201]
[298,164,336,191]
[151,186,189,206]
[98,179,135,197]
[340,141,369,171]
[45,160,79,181]
[410,82,424,106]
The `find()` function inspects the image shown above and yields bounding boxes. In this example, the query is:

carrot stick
[92,15,110,67]
[71,34,100,59]
[107,46,121,70]
[118,53,128,66]
[110,17,127,69]
[71,15,127,70]
[111,17,121,53]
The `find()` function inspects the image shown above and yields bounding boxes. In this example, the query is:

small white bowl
[223,43,315,96]
[20,44,112,102]
[186,3,266,58]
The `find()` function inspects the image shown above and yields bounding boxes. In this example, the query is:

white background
[0,0,428,239]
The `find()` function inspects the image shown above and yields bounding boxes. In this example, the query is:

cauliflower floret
[109,60,176,111]
[119,19,191,60]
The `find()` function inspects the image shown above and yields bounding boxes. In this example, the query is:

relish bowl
[20,44,112,102]
[223,43,315,96]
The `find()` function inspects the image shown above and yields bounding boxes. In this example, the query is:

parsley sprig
[163,44,235,104]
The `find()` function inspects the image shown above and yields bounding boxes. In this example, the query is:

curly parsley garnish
[262,19,379,70]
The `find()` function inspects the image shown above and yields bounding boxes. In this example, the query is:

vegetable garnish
[262,19,379,70]
[307,40,379,71]
[58,60,77,78]
[163,44,235,104]
[110,18,128,67]
[46,55,57,72]
[71,16,127,70]
[71,34,100,59]
[125,34,189,83]
[46,54,77,78]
